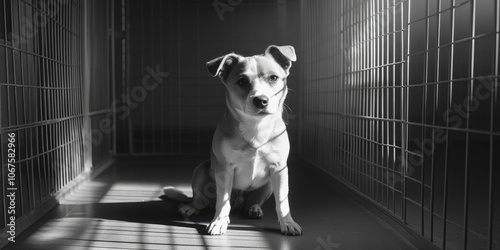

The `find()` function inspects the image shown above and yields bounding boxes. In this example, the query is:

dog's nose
[252,97,269,109]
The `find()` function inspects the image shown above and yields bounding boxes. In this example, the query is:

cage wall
[300,0,500,249]
[0,0,113,235]
[116,0,301,155]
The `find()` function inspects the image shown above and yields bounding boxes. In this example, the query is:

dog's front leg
[271,165,302,235]
[206,163,234,235]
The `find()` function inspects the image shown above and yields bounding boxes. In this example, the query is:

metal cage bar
[0,0,114,239]
[1,0,85,232]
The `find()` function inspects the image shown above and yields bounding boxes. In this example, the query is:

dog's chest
[222,139,286,190]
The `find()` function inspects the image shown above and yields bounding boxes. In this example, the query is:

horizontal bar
[0,137,81,165]
[0,43,80,68]
[407,32,498,58]
[405,121,500,136]
[407,0,476,26]
[0,115,83,133]
[87,109,113,117]
[0,83,81,89]
[302,111,405,123]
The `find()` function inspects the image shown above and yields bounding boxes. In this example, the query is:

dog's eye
[269,75,279,82]
[237,77,250,86]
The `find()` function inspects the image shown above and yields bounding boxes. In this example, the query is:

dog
[163,45,301,236]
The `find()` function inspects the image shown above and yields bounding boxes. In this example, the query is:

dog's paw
[206,217,230,235]
[179,204,200,217]
[248,205,264,219]
[279,220,302,236]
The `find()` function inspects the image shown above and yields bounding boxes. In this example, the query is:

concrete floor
[6,156,418,250]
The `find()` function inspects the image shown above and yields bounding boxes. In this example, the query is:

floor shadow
[61,197,279,236]
[65,199,206,230]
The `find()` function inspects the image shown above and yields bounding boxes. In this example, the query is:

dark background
[115,0,301,155]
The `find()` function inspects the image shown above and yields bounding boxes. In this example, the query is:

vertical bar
[402,0,408,221]
[13,0,25,214]
[5,0,10,128]
[367,1,371,198]
[57,1,63,190]
[52,2,59,190]
[177,2,183,153]
[374,0,379,201]
[298,0,304,156]
[381,0,386,203]
[442,0,457,248]
[110,0,116,156]
[340,0,344,186]
[462,0,476,248]
[140,1,145,154]
[126,0,134,154]
[70,0,75,179]
[82,0,93,172]
[386,0,391,211]
[430,0,442,243]
[487,1,499,249]
[0,0,6,218]
[196,0,200,154]
[177,0,181,154]
[386,0,391,209]
[149,0,155,154]
[19,1,26,127]
[41,0,47,164]
[120,0,127,154]
[160,0,164,153]
[421,0,429,237]
[376,0,380,201]
[362,1,366,193]
[392,0,397,214]
[169,0,173,153]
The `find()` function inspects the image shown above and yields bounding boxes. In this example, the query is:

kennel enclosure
[0,0,499,249]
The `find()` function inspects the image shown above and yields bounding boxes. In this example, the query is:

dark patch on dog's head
[264,45,296,74]
[206,53,242,83]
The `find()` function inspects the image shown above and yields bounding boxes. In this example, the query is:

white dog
[164,45,301,236]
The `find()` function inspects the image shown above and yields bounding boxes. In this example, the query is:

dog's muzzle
[253,96,269,109]
[251,82,287,111]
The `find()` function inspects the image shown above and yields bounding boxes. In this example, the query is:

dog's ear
[265,45,297,73]
[206,53,240,81]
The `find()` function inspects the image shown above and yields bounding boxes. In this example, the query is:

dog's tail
[162,186,192,203]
